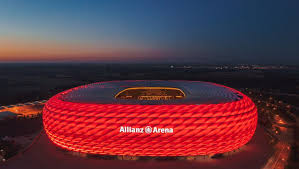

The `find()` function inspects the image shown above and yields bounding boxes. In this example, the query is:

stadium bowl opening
[42,80,257,156]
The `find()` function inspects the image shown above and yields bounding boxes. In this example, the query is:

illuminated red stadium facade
[43,80,257,156]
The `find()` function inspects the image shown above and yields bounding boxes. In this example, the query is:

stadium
[42,80,257,157]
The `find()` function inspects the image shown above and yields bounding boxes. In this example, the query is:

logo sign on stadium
[119,126,174,134]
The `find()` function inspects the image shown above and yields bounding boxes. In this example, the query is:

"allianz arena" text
[119,126,174,134]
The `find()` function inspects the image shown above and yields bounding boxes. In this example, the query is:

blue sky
[0,0,298,64]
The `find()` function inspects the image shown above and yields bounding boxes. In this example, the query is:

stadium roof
[60,80,242,105]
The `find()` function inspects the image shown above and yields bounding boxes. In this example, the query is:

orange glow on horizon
[0,37,171,62]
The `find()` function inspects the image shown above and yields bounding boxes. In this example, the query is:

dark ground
[0,63,298,169]
[1,63,299,106]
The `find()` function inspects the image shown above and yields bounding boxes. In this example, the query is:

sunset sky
[1,0,298,64]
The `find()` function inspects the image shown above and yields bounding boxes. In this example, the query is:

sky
[0,0,298,64]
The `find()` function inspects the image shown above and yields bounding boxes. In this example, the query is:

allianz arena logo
[119,126,173,134]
